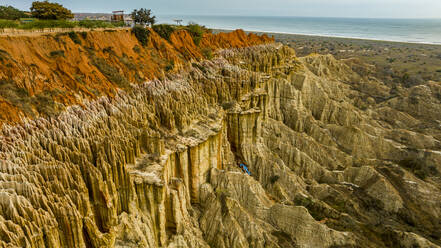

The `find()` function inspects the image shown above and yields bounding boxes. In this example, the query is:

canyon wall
[0,29,441,247]
[0,28,272,126]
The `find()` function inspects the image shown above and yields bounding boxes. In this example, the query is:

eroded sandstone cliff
[0,29,441,248]
[0,28,272,126]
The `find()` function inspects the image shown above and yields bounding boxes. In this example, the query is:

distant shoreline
[157,14,441,46]
[214,28,441,46]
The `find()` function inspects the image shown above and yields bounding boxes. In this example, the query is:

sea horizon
[157,15,441,45]
[159,14,441,20]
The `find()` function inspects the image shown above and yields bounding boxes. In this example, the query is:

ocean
[157,15,441,45]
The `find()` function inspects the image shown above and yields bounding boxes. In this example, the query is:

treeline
[1,1,72,20]
[0,19,125,29]
[0,1,125,30]
[0,6,27,20]
[1,1,211,52]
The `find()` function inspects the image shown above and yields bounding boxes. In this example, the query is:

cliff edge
[0,28,273,126]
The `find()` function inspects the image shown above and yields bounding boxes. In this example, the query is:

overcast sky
[5,0,441,19]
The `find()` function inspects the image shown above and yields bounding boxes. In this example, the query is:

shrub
[414,170,427,180]
[186,22,205,46]
[67,31,81,45]
[102,46,114,54]
[0,79,32,115]
[386,58,396,63]
[131,25,150,46]
[91,56,131,89]
[79,31,87,39]
[397,158,437,180]
[400,73,424,88]
[49,50,64,57]
[53,32,66,42]
[165,60,174,71]
[78,20,113,28]
[270,175,280,184]
[201,47,213,59]
[0,5,27,20]
[0,19,18,29]
[33,92,60,117]
[221,101,236,110]
[78,20,104,28]
[0,49,10,61]
[118,54,137,70]
[31,1,74,20]
[0,80,62,117]
[78,20,124,28]
[132,45,141,54]
[152,24,177,41]
[84,46,95,55]
[111,21,125,27]
[20,19,75,29]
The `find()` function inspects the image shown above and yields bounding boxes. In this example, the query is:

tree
[0,5,27,20]
[131,8,156,26]
[187,22,205,46]
[131,26,150,46]
[30,1,73,20]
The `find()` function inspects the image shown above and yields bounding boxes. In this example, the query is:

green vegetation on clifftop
[0,19,126,30]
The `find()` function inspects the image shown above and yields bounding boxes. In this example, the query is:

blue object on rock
[239,163,251,175]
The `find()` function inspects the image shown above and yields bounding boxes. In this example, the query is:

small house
[112,11,124,22]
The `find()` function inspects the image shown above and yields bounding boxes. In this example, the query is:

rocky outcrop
[1,31,441,247]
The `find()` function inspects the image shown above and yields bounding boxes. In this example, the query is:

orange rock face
[200,29,274,49]
[0,97,21,124]
[0,28,273,127]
